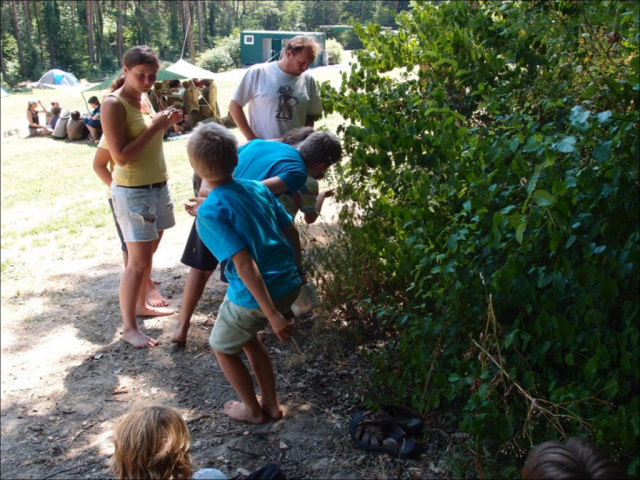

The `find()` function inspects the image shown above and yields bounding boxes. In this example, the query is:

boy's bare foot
[170,322,190,344]
[223,401,267,424]
[257,396,284,420]
[136,305,174,317]
[152,277,162,285]
[122,330,159,348]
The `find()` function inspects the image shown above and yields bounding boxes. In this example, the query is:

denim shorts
[111,182,176,242]
[209,287,301,355]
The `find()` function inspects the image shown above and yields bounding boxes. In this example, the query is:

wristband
[297,267,307,276]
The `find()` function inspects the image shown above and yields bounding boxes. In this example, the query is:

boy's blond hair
[110,405,193,480]
[187,123,238,181]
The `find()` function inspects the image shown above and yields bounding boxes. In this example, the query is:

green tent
[84,69,187,92]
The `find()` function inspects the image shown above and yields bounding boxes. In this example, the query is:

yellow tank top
[109,92,168,187]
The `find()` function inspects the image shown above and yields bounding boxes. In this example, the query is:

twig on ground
[65,420,100,448]
[325,438,342,478]
[42,465,79,479]
[186,413,213,423]
[228,446,262,458]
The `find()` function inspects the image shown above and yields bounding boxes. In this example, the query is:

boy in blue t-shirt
[187,123,304,424]
[171,128,342,344]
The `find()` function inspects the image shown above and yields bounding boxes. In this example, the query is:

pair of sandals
[349,406,424,459]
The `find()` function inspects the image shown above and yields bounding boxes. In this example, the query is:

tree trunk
[208,0,215,37]
[34,1,43,48]
[197,0,203,52]
[86,0,95,63]
[116,0,123,64]
[1,49,8,79]
[180,0,186,41]
[145,2,152,44]
[95,0,103,64]
[23,0,32,41]
[184,0,196,63]
[11,1,28,79]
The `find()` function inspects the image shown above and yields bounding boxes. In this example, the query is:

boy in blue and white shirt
[188,123,303,424]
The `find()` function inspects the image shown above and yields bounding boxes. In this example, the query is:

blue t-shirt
[236,140,307,196]
[196,178,301,308]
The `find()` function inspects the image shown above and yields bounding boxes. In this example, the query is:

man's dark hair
[521,438,628,479]
[88,96,100,105]
[51,106,62,116]
[297,131,342,167]
[71,111,81,121]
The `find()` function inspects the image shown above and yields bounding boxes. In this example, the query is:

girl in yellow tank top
[101,45,181,349]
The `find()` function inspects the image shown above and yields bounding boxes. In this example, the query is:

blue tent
[33,69,81,89]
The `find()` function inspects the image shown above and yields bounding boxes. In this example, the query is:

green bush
[198,34,241,73]
[325,38,344,65]
[199,48,235,73]
[318,1,639,476]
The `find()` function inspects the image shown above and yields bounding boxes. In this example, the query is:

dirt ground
[0,191,461,480]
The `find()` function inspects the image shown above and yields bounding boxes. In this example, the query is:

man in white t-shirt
[229,35,323,141]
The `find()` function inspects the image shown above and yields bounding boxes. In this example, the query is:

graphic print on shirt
[275,85,299,121]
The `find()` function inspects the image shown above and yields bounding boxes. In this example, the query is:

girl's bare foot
[136,305,174,317]
[152,277,162,285]
[146,286,170,307]
[170,322,190,344]
[223,401,266,424]
[257,396,284,420]
[122,329,159,348]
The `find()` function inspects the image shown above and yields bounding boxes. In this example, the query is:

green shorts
[209,287,301,355]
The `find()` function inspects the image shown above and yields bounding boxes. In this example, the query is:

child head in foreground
[110,405,193,480]
[521,438,628,479]
[187,123,238,183]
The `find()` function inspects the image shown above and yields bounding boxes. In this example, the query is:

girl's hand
[151,109,180,131]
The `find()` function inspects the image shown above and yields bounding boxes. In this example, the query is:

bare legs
[214,337,283,424]
[122,250,171,316]
[86,124,101,141]
[170,267,213,343]
[145,237,170,307]
[119,232,170,348]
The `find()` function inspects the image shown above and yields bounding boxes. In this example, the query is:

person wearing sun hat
[52,109,71,139]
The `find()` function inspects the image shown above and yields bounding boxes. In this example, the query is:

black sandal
[381,405,424,435]
[349,411,417,459]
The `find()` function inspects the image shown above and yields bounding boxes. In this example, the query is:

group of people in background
[26,96,102,142]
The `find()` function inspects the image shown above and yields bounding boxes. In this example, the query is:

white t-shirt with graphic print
[231,62,322,140]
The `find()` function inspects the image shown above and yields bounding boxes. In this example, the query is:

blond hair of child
[110,406,193,480]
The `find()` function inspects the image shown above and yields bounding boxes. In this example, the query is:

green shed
[240,31,326,67]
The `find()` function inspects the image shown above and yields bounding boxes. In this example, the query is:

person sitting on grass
[186,122,305,424]
[84,96,103,143]
[52,109,71,140]
[67,111,89,141]
[49,106,62,130]
[521,438,628,479]
[149,82,166,112]
[26,99,53,136]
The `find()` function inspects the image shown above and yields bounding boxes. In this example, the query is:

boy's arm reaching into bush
[231,248,295,342]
